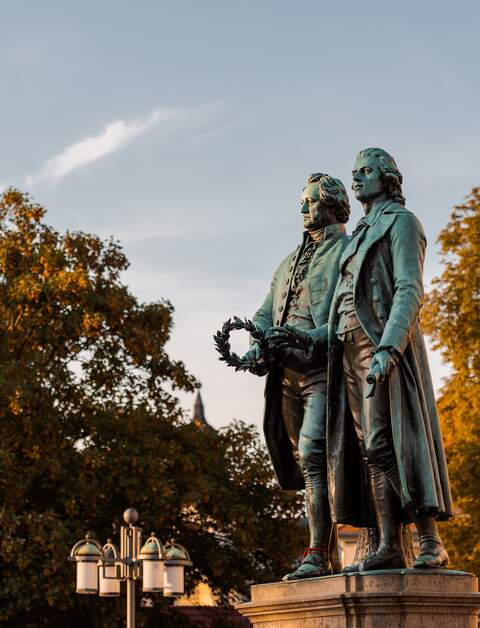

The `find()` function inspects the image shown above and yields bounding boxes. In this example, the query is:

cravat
[308,226,326,243]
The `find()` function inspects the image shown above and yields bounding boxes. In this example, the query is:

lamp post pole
[122,508,141,628]
[126,578,135,628]
[69,507,192,628]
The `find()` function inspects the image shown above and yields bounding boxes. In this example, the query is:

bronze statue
[242,173,350,579]
[216,149,453,581]
[326,148,453,571]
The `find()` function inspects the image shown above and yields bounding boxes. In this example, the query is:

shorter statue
[237,173,351,579]
[327,148,453,571]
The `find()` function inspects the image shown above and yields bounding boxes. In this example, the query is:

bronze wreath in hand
[213,317,270,376]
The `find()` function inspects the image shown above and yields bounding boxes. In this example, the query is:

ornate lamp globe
[163,541,192,597]
[139,533,165,592]
[70,535,102,594]
[99,540,121,597]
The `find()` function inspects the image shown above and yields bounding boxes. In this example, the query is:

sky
[0,1,478,429]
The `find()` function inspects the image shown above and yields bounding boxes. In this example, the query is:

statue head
[352,147,405,206]
[300,173,350,230]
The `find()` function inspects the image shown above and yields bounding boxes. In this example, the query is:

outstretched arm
[243,270,277,363]
[251,271,276,339]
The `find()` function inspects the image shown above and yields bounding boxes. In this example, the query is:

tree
[422,187,480,573]
[0,190,304,627]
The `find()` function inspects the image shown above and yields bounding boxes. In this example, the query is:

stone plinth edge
[236,569,480,627]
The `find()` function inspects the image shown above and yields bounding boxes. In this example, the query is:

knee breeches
[341,327,397,479]
[281,366,328,489]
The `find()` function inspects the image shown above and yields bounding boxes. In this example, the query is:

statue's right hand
[243,344,262,363]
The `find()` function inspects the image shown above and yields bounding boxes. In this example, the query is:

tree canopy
[0,190,304,627]
[422,187,480,573]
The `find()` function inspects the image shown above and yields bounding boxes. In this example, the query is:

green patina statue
[215,148,453,580]
[243,173,350,580]
[325,147,453,571]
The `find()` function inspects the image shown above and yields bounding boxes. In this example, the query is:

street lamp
[69,507,192,628]
[138,533,164,592]
[99,539,121,597]
[163,541,192,597]
[70,535,102,594]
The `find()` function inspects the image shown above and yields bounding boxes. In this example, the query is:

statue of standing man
[326,147,453,571]
[245,173,350,580]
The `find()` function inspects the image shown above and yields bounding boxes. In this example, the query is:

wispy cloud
[188,117,247,145]
[26,107,183,186]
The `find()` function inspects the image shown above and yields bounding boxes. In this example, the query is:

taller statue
[244,173,350,580]
[327,147,453,571]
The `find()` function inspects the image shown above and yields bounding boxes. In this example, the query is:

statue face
[352,154,385,204]
[300,182,330,229]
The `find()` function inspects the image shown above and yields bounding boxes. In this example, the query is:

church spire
[192,389,215,431]
[193,390,206,426]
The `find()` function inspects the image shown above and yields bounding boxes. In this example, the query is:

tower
[192,390,213,430]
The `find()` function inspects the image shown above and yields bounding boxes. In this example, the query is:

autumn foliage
[422,187,480,573]
[0,190,304,627]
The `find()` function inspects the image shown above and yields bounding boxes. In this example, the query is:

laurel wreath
[213,317,268,376]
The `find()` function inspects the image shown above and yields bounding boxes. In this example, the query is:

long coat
[252,224,348,490]
[326,200,454,527]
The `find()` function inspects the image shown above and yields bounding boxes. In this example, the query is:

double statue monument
[246,148,452,580]
[242,146,452,578]
[218,147,480,626]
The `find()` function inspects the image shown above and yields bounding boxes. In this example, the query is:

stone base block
[236,569,480,627]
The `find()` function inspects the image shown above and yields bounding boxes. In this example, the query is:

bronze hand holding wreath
[213,317,272,376]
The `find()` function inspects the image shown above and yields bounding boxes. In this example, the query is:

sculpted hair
[307,173,351,223]
[356,147,406,205]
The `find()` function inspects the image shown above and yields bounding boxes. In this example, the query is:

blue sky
[1,1,478,427]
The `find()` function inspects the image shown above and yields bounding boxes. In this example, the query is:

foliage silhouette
[0,189,304,626]
[422,187,480,573]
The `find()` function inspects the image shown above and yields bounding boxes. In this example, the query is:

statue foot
[345,546,407,572]
[342,562,362,573]
[342,551,374,573]
[282,549,332,581]
[414,536,449,569]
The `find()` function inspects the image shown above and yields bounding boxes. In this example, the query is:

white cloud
[26,107,182,186]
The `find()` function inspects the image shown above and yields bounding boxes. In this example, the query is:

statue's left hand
[267,325,311,351]
[369,349,398,383]
[266,327,290,351]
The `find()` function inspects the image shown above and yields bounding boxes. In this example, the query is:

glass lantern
[139,533,165,592]
[163,542,192,597]
[99,540,121,597]
[70,535,102,594]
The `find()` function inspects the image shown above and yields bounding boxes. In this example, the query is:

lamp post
[69,507,192,628]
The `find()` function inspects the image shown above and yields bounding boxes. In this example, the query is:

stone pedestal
[236,569,480,627]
